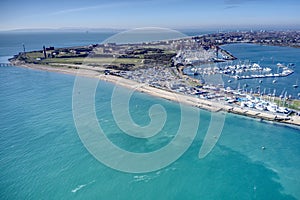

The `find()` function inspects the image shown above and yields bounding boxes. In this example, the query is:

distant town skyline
[1,0,300,31]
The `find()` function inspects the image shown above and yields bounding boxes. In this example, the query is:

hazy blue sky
[0,0,299,30]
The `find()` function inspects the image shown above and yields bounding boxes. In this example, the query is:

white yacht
[266,104,278,113]
[255,103,265,111]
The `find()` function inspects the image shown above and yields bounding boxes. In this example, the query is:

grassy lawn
[26,51,44,58]
[37,57,143,65]
[274,99,300,111]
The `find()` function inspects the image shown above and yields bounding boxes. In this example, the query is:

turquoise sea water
[1,33,300,199]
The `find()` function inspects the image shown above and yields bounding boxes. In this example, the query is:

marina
[184,62,294,80]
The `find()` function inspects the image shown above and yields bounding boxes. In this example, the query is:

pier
[231,69,294,80]
[0,63,15,67]
[184,62,295,80]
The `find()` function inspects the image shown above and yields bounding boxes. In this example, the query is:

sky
[0,0,300,31]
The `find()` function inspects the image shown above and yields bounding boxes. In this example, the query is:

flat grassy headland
[11,43,178,71]
[8,31,300,126]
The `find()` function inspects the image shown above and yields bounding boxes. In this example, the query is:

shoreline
[12,63,300,127]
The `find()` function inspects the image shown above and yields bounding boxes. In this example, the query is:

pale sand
[15,63,300,127]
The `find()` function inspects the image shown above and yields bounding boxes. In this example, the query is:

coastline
[13,63,300,127]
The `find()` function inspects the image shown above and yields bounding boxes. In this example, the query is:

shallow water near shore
[1,66,300,199]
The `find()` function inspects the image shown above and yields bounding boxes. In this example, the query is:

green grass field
[25,52,143,65]
[273,99,300,111]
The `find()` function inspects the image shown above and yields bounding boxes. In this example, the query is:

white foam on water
[71,184,86,193]
[71,180,95,193]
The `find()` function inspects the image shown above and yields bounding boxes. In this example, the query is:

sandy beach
[14,63,300,127]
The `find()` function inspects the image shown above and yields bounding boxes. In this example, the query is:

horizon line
[1,25,300,33]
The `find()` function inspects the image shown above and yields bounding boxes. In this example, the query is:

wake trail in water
[71,180,95,193]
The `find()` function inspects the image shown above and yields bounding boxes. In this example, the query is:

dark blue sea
[0,32,300,199]
[222,43,300,99]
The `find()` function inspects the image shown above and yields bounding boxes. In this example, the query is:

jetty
[231,68,294,80]
[0,63,15,67]
[184,62,294,80]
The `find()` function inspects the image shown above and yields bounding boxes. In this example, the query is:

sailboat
[262,88,266,96]
[293,79,298,88]
[279,89,285,99]
[271,89,276,102]
[273,64,280,84]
